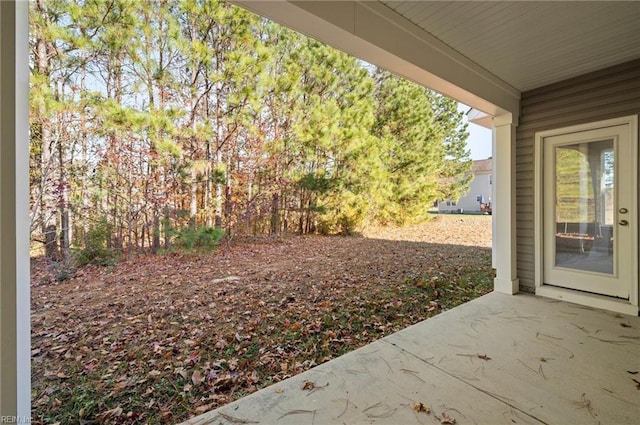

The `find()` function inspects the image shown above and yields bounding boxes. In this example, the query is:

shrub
[172,226,225,252]
[73,218,118,267]
[317,192,366,235]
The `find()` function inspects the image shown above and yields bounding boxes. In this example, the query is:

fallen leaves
[301,379,329,396]
[438,411,457,424]
[191,370,204,386]
[97,406,123,421]
[194,404,213,414]
[412,402,430,413]
[30,217,494,424]
[427,300,439,312]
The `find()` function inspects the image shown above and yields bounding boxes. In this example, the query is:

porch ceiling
[381,1,640,92]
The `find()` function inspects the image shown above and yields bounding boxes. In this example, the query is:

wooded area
[30,0,471,263]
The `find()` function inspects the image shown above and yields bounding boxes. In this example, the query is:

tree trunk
[271,192,280,235]
[214,149,223,230]
[224,185,232,236]
[35,0,58,258]
[44,225,58,260]
[246,181,253,235]
[190,169,198,228]
[60,210,70,261]
[152,213,161,252]
[163,206,171,251]
[58,133,70,261]
[205,100,213,227]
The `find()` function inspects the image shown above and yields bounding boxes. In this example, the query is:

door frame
[534,115,639,315]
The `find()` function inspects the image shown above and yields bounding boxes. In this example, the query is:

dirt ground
[30,214,492,424]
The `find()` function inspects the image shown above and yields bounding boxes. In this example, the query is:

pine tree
[372,70,471,225]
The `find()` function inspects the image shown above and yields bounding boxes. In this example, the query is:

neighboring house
[438,158,492,214]
[1,1,638,415]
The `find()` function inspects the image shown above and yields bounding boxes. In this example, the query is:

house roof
[380,1,640,93]
[472,158,492,175]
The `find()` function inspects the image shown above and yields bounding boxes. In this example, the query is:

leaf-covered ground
[31,215,493,424]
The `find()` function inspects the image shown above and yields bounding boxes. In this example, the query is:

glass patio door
[543,124,634,299]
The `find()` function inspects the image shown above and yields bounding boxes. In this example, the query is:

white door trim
[534,115,639,315]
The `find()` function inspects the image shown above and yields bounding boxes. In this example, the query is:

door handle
[619,219,629,226]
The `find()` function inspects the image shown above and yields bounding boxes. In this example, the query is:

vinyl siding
[516,59,640,292]
[439,173,492,214]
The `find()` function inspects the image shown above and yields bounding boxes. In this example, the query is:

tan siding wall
[516,59,640,292]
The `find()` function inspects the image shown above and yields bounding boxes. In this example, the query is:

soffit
[380,1,640,92]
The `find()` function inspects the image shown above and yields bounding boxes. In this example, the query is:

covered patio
[0,0,638,419]
[184,292,640,424]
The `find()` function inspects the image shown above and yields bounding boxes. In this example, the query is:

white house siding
[439,160,492,214]
[516,59,640,292]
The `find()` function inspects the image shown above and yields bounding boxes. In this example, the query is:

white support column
[492,114,519,294]
[0,0,31,417]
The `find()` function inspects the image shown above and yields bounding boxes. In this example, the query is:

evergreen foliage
[73,217,118,267]
[29,0,472,260]
[171,226,225,252]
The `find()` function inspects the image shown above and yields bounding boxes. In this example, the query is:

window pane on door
[554,140,614,275]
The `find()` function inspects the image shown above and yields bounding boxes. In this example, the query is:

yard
[31,215,493,424]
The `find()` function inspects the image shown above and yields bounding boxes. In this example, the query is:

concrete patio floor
[182,292,640,425]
